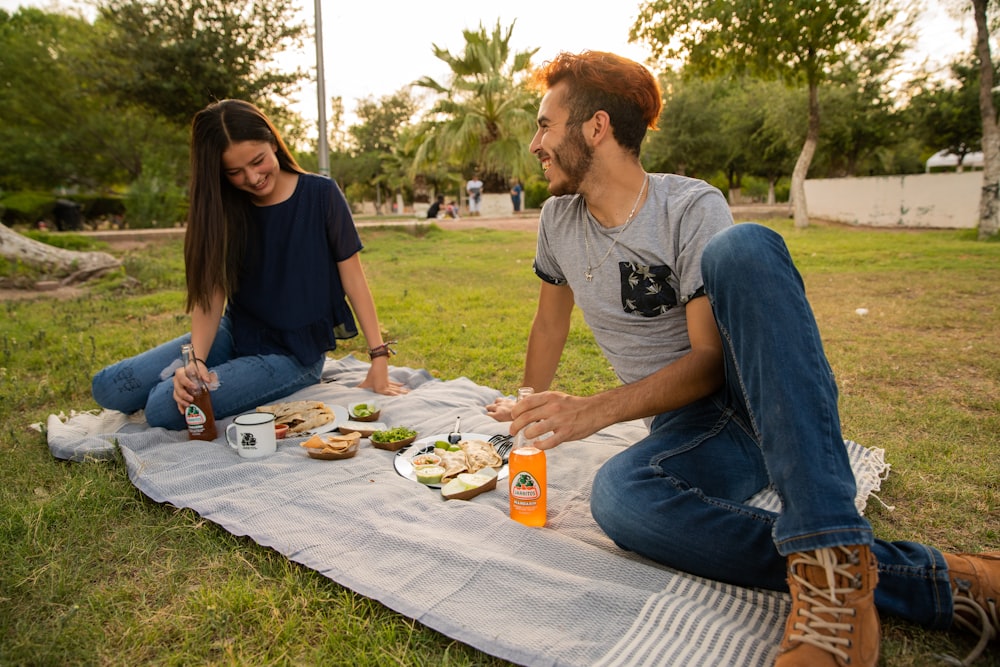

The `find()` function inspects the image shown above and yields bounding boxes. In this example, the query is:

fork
[489,433,515,462]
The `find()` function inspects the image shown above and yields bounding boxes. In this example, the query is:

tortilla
[257,400,335,433]
[460,439,503,473]
[301,431,360,453]
[434,447,469,482]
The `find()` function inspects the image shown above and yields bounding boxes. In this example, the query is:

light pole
[314,0,329,176]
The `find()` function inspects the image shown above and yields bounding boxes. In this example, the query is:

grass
[1,220,998,666]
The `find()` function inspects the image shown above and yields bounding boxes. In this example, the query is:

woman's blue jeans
[590,223,953,630]
[91,317,325,432]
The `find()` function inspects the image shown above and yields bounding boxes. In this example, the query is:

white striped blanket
[45,355,890,667]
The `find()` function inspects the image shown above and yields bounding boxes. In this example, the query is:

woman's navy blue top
[227,173,362,365]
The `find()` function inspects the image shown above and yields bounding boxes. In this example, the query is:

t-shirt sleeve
[326,179,364,261]
[675,189,733,303]
[532,201,568,286]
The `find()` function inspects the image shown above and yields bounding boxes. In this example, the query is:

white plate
[393,433,509,489]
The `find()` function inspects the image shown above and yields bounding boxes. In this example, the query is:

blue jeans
[590,224,952,630]
[91,317,325,432]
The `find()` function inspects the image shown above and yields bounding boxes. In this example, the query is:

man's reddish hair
[533,51,661,155]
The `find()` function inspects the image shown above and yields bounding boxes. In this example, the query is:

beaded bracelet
[368,341,397,360]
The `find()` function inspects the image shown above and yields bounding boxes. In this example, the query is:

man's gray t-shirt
[533,173,733,385]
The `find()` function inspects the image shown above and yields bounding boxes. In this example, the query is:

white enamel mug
[226,412,277,459]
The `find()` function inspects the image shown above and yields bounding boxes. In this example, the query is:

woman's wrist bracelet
[368,341,396,360]
[195,358,208,368]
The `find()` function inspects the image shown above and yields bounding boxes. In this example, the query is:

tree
[724,79,802,203]
[412,20,539,194]
[94,0,306,126]
[632,0,915,227]
[813,42,910,177]
[908,57,984,170]
[643,71,730,178]
[972,0,1000,239]
[0,8,175,190]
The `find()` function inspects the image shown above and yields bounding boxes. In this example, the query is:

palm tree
[412,20,539,194]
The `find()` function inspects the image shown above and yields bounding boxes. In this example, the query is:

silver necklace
[584,174,648,282]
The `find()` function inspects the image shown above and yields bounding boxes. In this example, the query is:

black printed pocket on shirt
[620,261,678,317]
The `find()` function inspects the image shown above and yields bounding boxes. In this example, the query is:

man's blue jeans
[590,223,953,630]
[91,316,325,432]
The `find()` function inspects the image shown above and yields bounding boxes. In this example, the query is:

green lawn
[1,221,998,666]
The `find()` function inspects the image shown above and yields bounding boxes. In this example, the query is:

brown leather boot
[775,545,880,667]
[943,551,999,664]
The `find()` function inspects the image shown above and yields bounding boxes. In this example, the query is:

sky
[1,0,977,126]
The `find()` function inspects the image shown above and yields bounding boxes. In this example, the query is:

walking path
[80,204,792,246]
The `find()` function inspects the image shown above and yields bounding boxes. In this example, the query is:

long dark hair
[185,99,304,312]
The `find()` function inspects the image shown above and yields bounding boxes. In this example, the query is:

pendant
[585,270,593,282]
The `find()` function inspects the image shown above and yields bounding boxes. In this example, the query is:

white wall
[803,172,980,229]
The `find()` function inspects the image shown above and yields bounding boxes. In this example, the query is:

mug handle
[226,423,239,450]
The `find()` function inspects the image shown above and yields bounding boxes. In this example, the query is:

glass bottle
[181,343,217,441]
[509,387,546,527]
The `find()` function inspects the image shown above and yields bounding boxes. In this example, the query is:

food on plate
[436,448,468,481]
[414,465,446,485]
[300,431,360,459]
[432,439,503,483]
[460,439,504,471]
[441,468,499,500]
[411,453,442,467]
[435,439,462,452]
[257,400,335,434]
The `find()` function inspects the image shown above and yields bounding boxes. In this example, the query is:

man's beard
[547,125,594,196]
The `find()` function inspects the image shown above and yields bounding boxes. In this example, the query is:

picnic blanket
[44,355,892,667]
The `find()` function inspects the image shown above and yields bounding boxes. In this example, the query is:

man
[487,50,997,667]
[510,179,524,213]
[466,173,483,216]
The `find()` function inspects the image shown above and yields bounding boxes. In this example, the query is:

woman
[92,99,406,431]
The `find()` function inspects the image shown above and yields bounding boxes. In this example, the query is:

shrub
[123,153,187,229]
[0,191,56,226]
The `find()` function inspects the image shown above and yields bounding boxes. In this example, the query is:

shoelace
[940,587,998,666]
[786,547,863,662]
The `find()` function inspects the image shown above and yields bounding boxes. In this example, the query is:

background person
[427,194,444,219]
[510,179,524,213]
[92,99,406,432]
[486,51,997,667]
[466,174,483,216]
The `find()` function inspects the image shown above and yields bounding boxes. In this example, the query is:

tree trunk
[791,82,821,229]
[974,0,1000,240]
[0,225,121,285]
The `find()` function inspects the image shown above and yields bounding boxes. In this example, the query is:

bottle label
[186,404,207,428]
[511,472,541,504]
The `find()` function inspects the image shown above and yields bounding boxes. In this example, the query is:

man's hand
[509,390,604,450]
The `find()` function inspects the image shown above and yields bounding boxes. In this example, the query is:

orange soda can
[509,387,546,526]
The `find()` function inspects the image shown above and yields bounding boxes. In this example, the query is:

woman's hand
[358,358,408,396]
[485,396,515,421]
[172,361,217,413]
[172,365,197,413]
